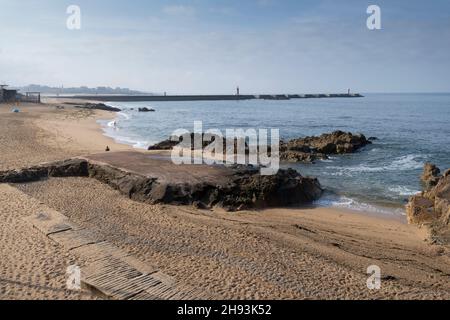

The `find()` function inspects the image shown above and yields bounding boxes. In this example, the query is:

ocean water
[99,93,450,215]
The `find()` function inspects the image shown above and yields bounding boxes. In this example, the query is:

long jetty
[56,93,363,102]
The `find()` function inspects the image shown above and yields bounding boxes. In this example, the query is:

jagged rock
[148,133,248,153]
[406,164,450,244]
[285,131,371,155]
[88,162,322,211]
[421,163,441,191]
[148,130,371,164]
[138,107,155,112]
[0,159,89,183]
[278,131,371,163]
[406,196,436,224]
[223,168,323,210]
[445,169,450,177]
[148,133,218,151]
[0,157,323,212]
[148,138,179,150]
[75,103,121,112]
[280,150,328,163]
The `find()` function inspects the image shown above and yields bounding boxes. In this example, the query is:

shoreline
[38,99,410,219]
[1,101,449,299]
[95,103,408,219]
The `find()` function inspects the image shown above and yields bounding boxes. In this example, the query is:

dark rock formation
[284,131,371,155]
[406,164,450,244]
[75,103,121,112]
[0,157,323,212]
[148,130,371,164]
[147,138,179,151]
[0,159,89,183]
[88,163,322,211]
[279,149,328,163]
[138,107,155,112]
[421,163,441,191]
[279,131,371,163]
[148,133,248,153]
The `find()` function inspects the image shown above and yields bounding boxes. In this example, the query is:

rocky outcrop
[89,163,322,211]
[147,138,179,151]
[280,131,371,163]
[283,131,371,155]
[0,159,89,183]
[148,130,372,164]
[406,164,450,244]
[421,163,441,191]
[0,158,323,212]
[138,107,155,112]
[279,150,328,163]
[75,103,121,112]
[148,133,220,151]
[148,133,248,153]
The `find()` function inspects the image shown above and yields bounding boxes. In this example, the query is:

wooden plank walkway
[23,209,212,300]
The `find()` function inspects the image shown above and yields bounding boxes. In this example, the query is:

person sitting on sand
[105,146,110,152]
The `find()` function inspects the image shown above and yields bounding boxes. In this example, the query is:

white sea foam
[111,134,149,149]
[326,154,424,176]
[117,111,130,120]
[97,118,149,150]
[315,196,405,216]
[388,186,420,196]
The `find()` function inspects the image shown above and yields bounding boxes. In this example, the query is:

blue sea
[98,93,450,215]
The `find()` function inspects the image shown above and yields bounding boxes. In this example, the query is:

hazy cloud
[163,5,196,16]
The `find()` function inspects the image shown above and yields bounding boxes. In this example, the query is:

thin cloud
[162,5,196,16]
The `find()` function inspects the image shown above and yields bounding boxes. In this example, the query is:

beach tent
[12,108,20,113]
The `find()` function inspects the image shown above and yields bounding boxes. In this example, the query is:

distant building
[0,85,40,103]
[24,92,41,103]
[0,85,18,103]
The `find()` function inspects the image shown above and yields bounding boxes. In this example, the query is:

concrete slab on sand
[84,151,235,186]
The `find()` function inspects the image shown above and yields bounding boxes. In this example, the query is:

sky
[0,0,449,94]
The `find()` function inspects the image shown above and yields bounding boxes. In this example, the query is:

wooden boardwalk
[23,207,212,300]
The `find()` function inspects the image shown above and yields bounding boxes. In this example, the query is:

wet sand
[1,102,449,299]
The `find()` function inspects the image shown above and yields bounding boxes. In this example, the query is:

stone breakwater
[406,163,450,244]
[0,152,323,211]
[58,93,364,102]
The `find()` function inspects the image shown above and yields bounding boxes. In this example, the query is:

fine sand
[1,102,449,300]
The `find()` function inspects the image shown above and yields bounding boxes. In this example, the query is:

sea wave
[97,118,149,150]
[326,154,424,176]
[108,133,149,149]
[117,111,131,120]
[314,195,405,216]
[387,185,420,196]
[107,120,117,127]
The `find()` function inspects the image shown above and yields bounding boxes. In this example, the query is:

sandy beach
[1,101,449,300]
